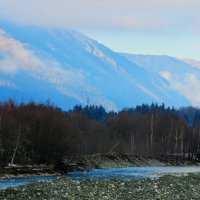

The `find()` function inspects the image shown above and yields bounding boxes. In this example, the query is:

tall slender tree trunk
[150,113,154,147]
[175,127,178,154]
[130,133,135,154]
[194,128,200,160]
[146,136,149,153]
[11,124,21,165]
[168,119,173,155]
[180,128,184,156]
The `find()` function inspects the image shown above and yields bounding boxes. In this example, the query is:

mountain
[182,58,200,69]
[0,21,191,110]
[122,53,200,108]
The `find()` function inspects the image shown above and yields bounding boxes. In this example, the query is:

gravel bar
[0,173,200,199]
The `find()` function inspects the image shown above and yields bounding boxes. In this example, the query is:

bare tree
[10,124,21,165]
[150,112,154,147]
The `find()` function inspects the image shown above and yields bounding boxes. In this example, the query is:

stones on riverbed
[1,174,200,199]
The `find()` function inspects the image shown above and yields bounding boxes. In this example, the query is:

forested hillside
[0,100,200,166]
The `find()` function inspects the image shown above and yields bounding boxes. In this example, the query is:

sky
[0,0,200,59]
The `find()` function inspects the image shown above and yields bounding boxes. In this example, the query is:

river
[1,166,200,189]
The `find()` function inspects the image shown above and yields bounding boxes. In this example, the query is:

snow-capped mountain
[0,21,191,110]
[182,58,200,69]
[122,53,200,108]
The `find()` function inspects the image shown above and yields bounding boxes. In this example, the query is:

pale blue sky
[0,0,199,59]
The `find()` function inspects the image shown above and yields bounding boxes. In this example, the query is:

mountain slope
[122,53,200,107]
[0,22,190,110]
[182,58,200,69]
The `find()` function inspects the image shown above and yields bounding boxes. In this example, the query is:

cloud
[161,72,200,107]
[0,30,42,73]
[0,29,117,110]
[0,79,18,89]
[0,0,199,32]
[174,74,200,106]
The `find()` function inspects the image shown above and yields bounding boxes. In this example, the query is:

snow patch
[86,45,117,68]
[160,71,171,81]
[137,83,161,102]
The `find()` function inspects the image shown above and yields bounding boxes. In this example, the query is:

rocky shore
[0,153,200,199]
[0,173,200,199]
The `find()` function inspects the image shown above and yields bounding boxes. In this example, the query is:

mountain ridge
[0,22,194,110]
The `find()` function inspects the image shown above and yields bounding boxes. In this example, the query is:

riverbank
[0,165,61,180]
[62,153,199,171]
[0,153,198,179]
[0,172,200,199]
[62,153,165,171]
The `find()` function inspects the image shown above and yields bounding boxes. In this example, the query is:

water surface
[0,175,56,189]
[1,166,200,189]
[67,166,200,180]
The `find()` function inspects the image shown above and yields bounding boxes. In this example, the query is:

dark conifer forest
[1,100,200,166]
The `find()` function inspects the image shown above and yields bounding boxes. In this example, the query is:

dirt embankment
[62,153,198,172]
[0,165,61,179]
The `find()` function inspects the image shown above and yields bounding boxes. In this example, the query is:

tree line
[0,100,200,166]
